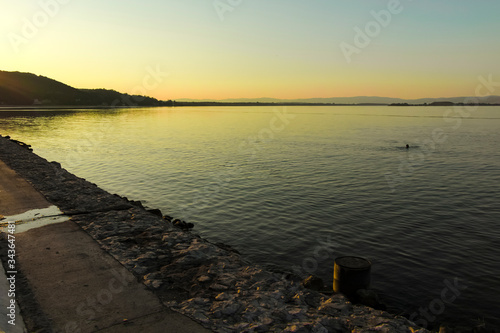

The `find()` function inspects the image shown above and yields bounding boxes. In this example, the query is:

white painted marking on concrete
[0,206,70,234]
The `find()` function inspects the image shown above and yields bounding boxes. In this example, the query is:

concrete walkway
[0,159,52,216]
[0,160,211,333]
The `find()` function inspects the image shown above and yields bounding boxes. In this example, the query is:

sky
[1,0,499,101]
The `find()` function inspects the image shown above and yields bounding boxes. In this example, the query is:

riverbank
[0,138,210,333]
[0,134,427,332]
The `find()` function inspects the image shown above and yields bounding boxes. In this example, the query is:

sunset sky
[1,0,499,101]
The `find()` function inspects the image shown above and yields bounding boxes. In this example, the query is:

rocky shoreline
[0,135,428,333]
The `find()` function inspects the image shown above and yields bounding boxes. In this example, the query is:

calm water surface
[1,106,499,329]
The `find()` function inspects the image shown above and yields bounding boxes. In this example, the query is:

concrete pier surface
[0,159,52,216]
[0,155,210,332]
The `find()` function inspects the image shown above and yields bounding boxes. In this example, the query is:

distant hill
[0,70,172,106]
[179,95,500,105]
[2,70,499,107]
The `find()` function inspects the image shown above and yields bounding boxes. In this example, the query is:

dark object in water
[406,144,410,149]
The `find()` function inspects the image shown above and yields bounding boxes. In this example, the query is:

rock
[215,292,230,301]
[241,308,262,323]
[192,311,210,324]
[10,139,33,150]
[356,289,384,309]
[368,316,392,327]
[171,219,194,230]
[172,219,194,230]
[193,298,211,305]
[250,320,273,333]
[129,200,145,209]
[215,242,241,254]
[152,280,163,289]
[283,324,313,333]
[147,209,163,218]
[311,325,329,333]
[197,275,212,283]
[318,318,345,332]
[144,272,162,281]
[318,297,352,316]
[302,275,324,291]
[145,279,163,289]
[288,307,307,319]
[348,315,368,328]
[271,309,292,322]
[132,264,149,275]
[259,316,274,326]
[305,292,322,308]
[233,322,251,331]
[210,283,229,291]
[221,302,240,316]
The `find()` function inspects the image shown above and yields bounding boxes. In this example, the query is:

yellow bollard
[333,256,371,296]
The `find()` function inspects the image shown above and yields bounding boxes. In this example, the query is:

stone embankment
[0,135,427,333]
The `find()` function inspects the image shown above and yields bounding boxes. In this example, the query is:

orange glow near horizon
[2,2,499,101]
[1,63,479,102]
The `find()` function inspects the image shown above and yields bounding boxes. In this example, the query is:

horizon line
[175,95,499,101]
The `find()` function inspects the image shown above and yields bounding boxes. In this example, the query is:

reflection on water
[1,106,500,329]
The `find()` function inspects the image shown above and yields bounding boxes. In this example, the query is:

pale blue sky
[2,0,499,99]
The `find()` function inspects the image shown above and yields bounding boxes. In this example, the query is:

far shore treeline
[0,70,173,107]
[1,70,499,108]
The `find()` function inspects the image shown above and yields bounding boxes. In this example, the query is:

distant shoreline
[1,102,499,110]
[3,70,500,108]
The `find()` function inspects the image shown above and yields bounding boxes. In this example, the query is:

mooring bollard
[333,256,371,296]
